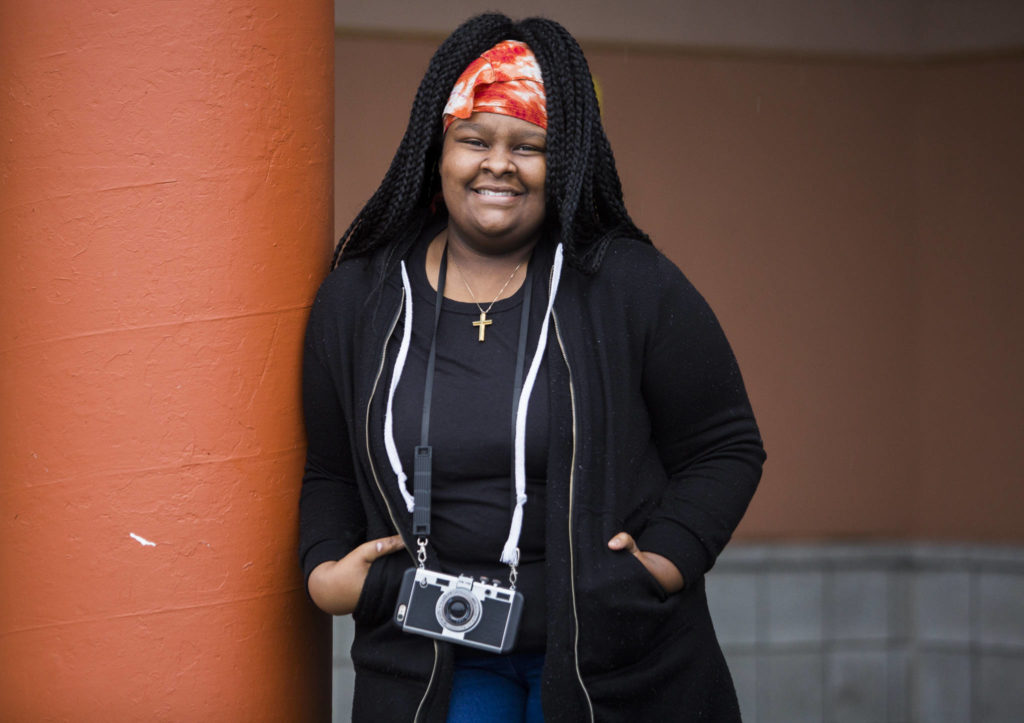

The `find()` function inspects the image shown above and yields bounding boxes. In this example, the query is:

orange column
[0,1,333,719]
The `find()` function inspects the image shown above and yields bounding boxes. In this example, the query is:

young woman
[299,13,765,722]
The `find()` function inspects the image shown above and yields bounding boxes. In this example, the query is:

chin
[470,226,542,252]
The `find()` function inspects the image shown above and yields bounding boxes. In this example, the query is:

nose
[480,147,514,175]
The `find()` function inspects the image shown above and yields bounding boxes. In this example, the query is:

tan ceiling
[335,0,1024,56]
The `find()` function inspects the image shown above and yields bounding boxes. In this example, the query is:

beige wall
[334,34,1024,542]
[591,52,921,540]
[913,59,1024,540]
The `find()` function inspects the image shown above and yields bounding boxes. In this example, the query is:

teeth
[475,189,516,196]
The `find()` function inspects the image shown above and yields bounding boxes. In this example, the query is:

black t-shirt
[392,231,549,652]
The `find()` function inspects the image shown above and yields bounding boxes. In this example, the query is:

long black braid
[332,13,649,274]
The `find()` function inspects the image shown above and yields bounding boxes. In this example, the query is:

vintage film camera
[394,567,524,654]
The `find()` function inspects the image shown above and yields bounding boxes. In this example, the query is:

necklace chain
[447,245,524,316]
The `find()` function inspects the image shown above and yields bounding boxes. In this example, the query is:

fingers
[607,531,638,553]
[308,535,406,616]
[365,534,404,560]
[639,551,685,594]
[608,533,685,594]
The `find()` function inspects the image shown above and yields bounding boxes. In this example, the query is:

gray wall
[709,544,1024,722]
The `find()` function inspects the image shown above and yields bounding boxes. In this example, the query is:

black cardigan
[299,235,765,722]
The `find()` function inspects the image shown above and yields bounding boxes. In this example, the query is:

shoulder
[567,239,730,359]
[314,254,375,304]
[309,247,397,325]
[601,238,685,283]
[314,212,437,310]
[582,238,706,314]
[305,249,391,349]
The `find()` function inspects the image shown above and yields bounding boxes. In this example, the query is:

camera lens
[444,597,471,624]
[435,590,481,632]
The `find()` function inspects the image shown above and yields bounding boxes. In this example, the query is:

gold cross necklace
[447,245,524,342]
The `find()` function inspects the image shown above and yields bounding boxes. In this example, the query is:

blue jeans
[446,652,545,722]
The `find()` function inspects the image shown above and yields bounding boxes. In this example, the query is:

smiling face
[439,112,547,256]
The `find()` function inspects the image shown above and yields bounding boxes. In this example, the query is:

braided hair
[332,13,650,274]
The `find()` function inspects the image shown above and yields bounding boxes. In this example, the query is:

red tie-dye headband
[442,40,547,131]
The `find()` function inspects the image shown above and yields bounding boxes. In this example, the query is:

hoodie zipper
[363,288,440,722]
[552,309,595,721]
[363,257,584,721]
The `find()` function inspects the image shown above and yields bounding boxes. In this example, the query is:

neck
[447,231,538,269]
[425,231,536,303]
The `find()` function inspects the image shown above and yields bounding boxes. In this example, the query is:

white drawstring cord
[501,243,564,565]
[382,247,566,560]
[384,261,416,512]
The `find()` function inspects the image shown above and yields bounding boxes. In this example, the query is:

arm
[614,255,765,591]
[308,536,404,615]
[298,284,402,613]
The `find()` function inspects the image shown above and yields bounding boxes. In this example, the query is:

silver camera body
[394,567,524,653]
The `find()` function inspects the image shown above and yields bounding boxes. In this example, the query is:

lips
[473,186,521,197]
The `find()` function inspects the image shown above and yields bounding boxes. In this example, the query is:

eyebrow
[453,121,546,141]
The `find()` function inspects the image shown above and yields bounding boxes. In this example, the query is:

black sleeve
[636,256,766,586]
[298,282,367,584]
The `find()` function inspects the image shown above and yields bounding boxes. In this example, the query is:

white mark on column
[130,532,157,547]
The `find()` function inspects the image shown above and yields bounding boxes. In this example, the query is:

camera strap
[413,241,534,586]
[412,245,447,538]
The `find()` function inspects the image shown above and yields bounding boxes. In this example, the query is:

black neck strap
[413,244,533,538]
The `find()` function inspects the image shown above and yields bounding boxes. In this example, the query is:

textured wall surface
[0,1,334,718]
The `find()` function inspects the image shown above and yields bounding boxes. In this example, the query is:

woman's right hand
[307,535,405,615]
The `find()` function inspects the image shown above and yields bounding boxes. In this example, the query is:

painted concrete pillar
[0,1,333,719]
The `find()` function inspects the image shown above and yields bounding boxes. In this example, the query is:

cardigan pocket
[622,547,670,602]
[572,541,681,676]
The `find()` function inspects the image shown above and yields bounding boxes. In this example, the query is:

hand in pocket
[607,531,684,594]
[308,535,405,615]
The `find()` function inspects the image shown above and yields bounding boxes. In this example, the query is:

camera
[394,567,524,653]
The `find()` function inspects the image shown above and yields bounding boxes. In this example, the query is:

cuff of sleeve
[302,539,350,588]
[637,521,711,590]
[353,553,407,625]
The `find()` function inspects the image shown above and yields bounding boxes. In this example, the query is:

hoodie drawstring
[382,244,565,563]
